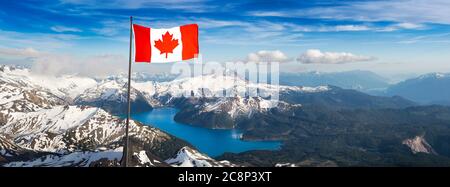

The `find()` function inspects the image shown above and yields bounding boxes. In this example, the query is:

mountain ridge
[3,65,450,167]
[384,72,450,105]
[0,65,233,167]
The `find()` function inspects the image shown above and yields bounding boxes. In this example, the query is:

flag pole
[123,16,133,167]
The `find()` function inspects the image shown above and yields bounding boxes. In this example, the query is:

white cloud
[140,17,249,29]
[59,0,214,12]
[194,18,248,29]
[397,32,450,44]
[297,49,376,64]
[378,23,425,32]
[30,53,127,77]
[92,27,120,37]
[0,29,79,49]
[245,22,372,33]
[247,50,291,63]
[320,25,371,32]
[284,22,425,33]
[91,20,130,37]
[0,46,126,77]
[249,0,450,25]
[51,26,82,33]
[396,23,424,29]
[249,11,286,17]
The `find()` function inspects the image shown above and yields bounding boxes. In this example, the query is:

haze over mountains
[280,70,390,92]
[280,70,450,106]
[384,73,450,105]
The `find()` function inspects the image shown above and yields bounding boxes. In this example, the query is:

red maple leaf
[154,31,179,58]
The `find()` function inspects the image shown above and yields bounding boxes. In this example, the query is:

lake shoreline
[129,107,282,157]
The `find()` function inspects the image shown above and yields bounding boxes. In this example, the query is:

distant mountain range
[280,70,450,106]
[280,70,390,92]
[383,73,450,105]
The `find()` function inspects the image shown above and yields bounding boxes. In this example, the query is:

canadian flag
[133,24,199,63]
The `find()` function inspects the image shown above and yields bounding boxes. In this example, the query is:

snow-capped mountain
[0,65,97,101]
[166,146,236,167]
[130,72,178,82]
[3,65,321,127]
[201,96,280,119]
[69,71,411,130]
[149,74,327,116]
[0,65,332,166]
[4,147,124,167]
[279,70,390,92]
[0,135,39,163]
[74,75,153,115]
[0,69,66,114]
[3,65,450,167]
[149,74,328,99]
[0,65,233,167]
[0,104,230,167]
[101,71,178,83]
[385,72,450,105]
[75,73,328,119]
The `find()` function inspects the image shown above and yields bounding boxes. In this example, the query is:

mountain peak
[418,72,450,80]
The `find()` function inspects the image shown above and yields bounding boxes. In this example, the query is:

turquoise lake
[131,108,281,157]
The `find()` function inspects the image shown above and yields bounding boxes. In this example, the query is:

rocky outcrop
[402,135,437,154]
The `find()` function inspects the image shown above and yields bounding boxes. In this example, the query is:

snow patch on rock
[4,147,123,167]
[165,147,236,167]
[134,150,152,166]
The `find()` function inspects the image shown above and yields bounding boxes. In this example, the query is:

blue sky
[1,0,450,80]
